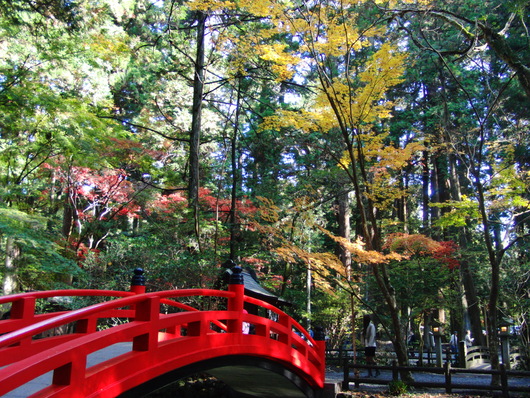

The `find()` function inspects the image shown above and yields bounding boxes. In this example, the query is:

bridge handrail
[0,289,235,349]
[0,288,230,315]
[0,289,136,334]
[0,289,135,305]
[244,295,318,348]
[0,285,325,396]
[0,288,323,364]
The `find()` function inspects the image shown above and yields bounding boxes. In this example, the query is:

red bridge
[0,267,326,398]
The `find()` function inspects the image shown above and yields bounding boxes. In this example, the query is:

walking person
[450,331,458,364]
[465,330,474,347]
[363,314,379,377]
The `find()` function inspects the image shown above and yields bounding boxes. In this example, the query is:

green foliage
[0,0,528,365]
[430,197,481,228]
[73,224,224,293]
[388,380,409,396]
[0,208,81,291]
[388,256,453,314]
[309,290,354,349]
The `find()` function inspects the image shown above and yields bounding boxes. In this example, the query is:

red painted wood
[0,287,325,397]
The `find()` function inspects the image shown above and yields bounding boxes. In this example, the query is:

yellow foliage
[87,33,130,65]
[255,196,280,223]
[187,0,236,12]
[348,44,407,124]
[384,233,443,256]
[362,141,425,209]
[374,0,431,6]
[318,226,406,264]
[255,43,300,80]
[260,108,336,133]
[235,0,277,17]
[273,245,352,296]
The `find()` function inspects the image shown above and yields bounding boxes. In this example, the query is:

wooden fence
[326,348,455,367]
[329,345,526,369]
[341,362,530,398]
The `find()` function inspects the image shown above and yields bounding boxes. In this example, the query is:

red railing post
[10,296,36,320]
[128,268,146,322]
[10,296,36,346]
[133,296,160,351]
[277,314,292,346]
[314,326,327,382]
[130,268,146,294]
[52,356,86,391]
[227,265,244,333]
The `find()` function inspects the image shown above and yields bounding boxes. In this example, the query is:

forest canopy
[1,0,529,371]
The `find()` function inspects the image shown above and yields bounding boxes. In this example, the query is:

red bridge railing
[0,267,325,397]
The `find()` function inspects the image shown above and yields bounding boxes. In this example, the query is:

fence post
[444,362,452,393]
[500,333,511,370]
[342,357,351,391]
[459,341,467,368]
[434,333,443,367]
[444,346,451,365]
[500,364,509,398]
[392,360,398,381]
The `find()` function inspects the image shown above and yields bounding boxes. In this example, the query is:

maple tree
[240,0,424,375]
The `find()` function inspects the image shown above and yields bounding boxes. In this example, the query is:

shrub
[388,380,408,396]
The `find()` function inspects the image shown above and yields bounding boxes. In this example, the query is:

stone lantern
[499,318,512,370]
[432,320,443,367]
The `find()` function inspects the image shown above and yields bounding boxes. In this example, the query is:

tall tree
[389,0,530,378]
[250,0,424,379]
[189,10,207,240]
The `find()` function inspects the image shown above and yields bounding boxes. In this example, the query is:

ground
[343,393,486,398]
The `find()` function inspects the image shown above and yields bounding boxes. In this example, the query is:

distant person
[242,309,250,334]
[450,331,459,363]
[363,314,379,377]
[450,331,458,353]
[407,330,417,358]
[407,330,417,346]
[465,330,474,347]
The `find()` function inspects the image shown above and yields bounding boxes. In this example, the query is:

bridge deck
[5,343,133,398]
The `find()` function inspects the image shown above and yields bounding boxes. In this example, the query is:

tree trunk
[472,152,502,383]
[3,237,20,295]
[229,77,242,260]
[459,259,485,346]
[339,138,410,379]
[447,151,484,345]
[421,150,430,233]
[189,11,207,245]
[372,263,413,383]
[337,192,357,362]
[337,192,352,270]
[62,198,74,238]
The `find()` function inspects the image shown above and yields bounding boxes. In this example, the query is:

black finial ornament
[229,265,244,285]
[131,268,146,286]
[222,259,236,268]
